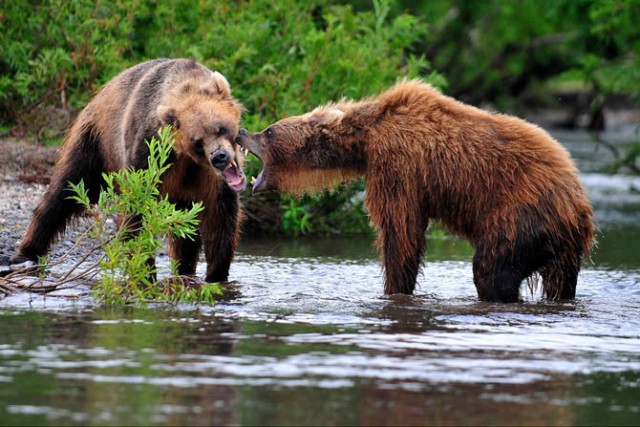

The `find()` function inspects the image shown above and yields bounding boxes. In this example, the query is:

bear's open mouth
[223,161,246,192]
[237,140,266,194]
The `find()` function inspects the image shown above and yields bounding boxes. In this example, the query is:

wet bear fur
[13,58,246,282]
[237,80,595,302]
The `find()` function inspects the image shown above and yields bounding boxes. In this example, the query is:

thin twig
[57,219,103,259]
[591,131,640,174]
[45,293,88,299]
[0,279,16,296]
[54,257,104,286]
[46,225,120,273]
[56,243,105,282]
[591,131,622,157]
[3,265,41,281]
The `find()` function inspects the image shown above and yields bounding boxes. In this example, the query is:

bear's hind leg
[540,253,580,300]
[14,126,104,263]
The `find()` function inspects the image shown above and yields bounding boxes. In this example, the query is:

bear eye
[218,126,228,137]
[265,128,273,138]
[192,138,204,155]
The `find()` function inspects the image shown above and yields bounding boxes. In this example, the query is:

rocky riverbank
[0,141,59,263]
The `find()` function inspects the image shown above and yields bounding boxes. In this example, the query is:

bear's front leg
[167,200,203,276]
[201,185,241,283]
[367,190,428,295]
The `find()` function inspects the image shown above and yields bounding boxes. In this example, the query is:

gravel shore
[0,140,97,273]
[0,140,57,260]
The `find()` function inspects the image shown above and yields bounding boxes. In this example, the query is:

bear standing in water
[236,80,595,302]
[12,58,246,282]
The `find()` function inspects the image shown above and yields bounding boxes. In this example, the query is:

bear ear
[325,108,345,122]
[211,71,231,97]
[157,105,180,130]
[341,101,382,130]
[308,107,345,125]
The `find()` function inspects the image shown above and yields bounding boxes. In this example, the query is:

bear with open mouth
[11,58,246,283]
[236,79,595,302]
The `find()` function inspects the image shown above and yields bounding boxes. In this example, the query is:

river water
[1,131,639,426]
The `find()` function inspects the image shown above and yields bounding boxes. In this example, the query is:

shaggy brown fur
[237,80,595,302]
[13,58,246,282]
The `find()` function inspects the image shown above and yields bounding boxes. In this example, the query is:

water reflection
[1,296,638,426]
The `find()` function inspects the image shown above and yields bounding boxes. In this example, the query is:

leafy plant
[0,0,440,136]
[281,196,315,236]
[67,126,220,305]
[280,180,371,236]
[0,1,138,136]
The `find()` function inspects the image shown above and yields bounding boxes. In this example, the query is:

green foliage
[278,180,371,236]
[0,0,139,135]
[1,0,439,136]
[131,0,439,130]
[577,0,640,95]
[4,0,635,129]
[281,196,315,236]
[36,255,51,280]
[387,0,639,109]
[68,126,220,305]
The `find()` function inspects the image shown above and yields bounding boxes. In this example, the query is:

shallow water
[1,131,639,426]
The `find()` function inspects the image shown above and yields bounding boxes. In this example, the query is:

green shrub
[0,0,139,136]
[68,126,220,305]
[1,0,441,135]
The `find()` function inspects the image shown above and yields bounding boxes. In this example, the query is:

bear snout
[234,133,264,161]
[211,150,230,170]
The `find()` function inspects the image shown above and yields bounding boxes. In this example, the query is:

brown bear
[236,79,595,302]
[11,58,246,283]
